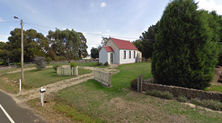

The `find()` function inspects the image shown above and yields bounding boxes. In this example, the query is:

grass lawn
[0,65,36,74]
[0,62,105,75]
[0,68,92,93]
[205,85,222,93]
[28,63,222,123]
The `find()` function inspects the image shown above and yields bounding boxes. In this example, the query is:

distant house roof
[111,37,138,50]
[104,46,114,52]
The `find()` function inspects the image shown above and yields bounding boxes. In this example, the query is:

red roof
[111,37,138,50]
[104,46,114,52]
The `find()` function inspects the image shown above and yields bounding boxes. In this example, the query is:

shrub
[17,62,21,68]
[74,57,80,60]
[177,96,188,102]
[162,91,174,99]
[59,56,66,60]
[96,62,103,66]
[54,56,60,61]
[130,79,137,91]
[190,98,222,111]
[45,57,52,64]
[70,62,76,68]
[152,0,218,89]
[146,90,173,99]
[35,57,46,70]
[53,64,61,71]
[104,61,109,66]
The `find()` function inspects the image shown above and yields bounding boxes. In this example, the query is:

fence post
[76,66,78,76]
[140,74,143,92]
[94,68,95,79]
[72,67,73,75]
[109,73,112,87]
[137,75,140,92]
[74,66,78,76]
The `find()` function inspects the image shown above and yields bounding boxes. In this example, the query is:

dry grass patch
[27,63,222,123]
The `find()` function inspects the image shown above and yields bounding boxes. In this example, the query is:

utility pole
[21,19,24,81]
[14,16,24,81]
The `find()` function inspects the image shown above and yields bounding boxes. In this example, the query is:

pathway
[7,66,119,104]
[6,66,52,74]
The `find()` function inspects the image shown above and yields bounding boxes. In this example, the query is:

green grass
[205,85,222,93]
[161,100,222,123]
[0,65,36,74]
[50,63,222,122]
[0,68,92,93]
[53,101,104,123]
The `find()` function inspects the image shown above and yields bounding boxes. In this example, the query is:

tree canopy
[47,29,81,60]
[0,28,49,63]
[91,47,99,59]
[138,22,159,58]
[152,0,219,89]
[0,28,88,64]
[77,32,88,58]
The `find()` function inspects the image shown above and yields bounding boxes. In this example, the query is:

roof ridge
[110,37,138,50]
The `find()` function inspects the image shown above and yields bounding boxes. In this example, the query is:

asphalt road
[0,91,46,123]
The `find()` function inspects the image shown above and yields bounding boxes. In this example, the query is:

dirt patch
[97,91,189,123]
[0,76,19,93]
[109,64,119,68]
[28,98,74,123]
[184,102,222,114]
[211,67,222,86]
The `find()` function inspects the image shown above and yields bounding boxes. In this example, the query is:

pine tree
[152,0,218,89]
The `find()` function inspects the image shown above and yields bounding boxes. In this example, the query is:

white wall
[119,50,137,64]
[113,49,119,64]
[99,47,108,64]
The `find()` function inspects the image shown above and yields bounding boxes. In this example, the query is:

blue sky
[1,0,222,54]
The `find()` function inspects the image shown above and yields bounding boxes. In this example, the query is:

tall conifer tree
[152,0,218,89]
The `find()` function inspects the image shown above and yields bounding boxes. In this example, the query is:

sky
[0,0,222,54]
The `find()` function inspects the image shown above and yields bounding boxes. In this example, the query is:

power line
[0,21,20,23]
[14,21,141,41]
[25,23,48,33]
[10,21,162,42]
[24,22,55,29]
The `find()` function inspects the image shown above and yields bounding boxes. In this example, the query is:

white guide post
[19,79,21,91]
[40,87,46,107]
[41,93,44,106]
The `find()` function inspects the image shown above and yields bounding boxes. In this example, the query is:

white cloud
[100,2,107,7]
[0,18,4,22]
[9,26,13,29]
[0,34,9,38]
[90,3,94,7]
[98,32,102,34]
[62,28,72,30]
[106,30,110,32]
[195,0,222,15]
[32,10,35,13]
[0,34,9,42]
[83,32,87,35]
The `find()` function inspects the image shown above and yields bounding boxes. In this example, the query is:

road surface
[0,91,46,123]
